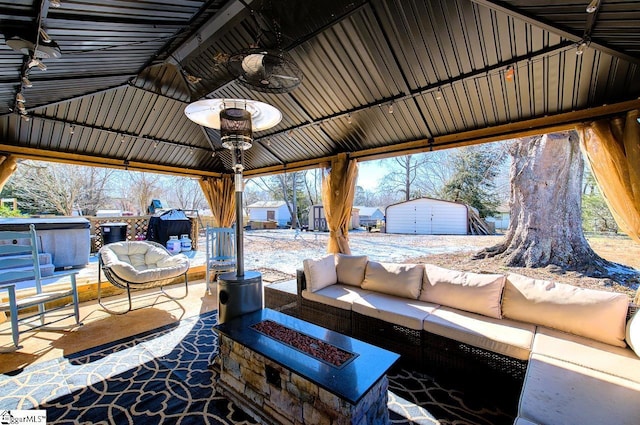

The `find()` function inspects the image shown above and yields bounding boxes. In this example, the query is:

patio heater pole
[184,99,281,324]
[220,107,252,277]
[232,147,244,277]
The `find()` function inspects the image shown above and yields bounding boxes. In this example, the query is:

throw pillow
[626,309,640,357]
[420,264,505,319]
[303,255,337,292]
[361,261,423,299]
[335,254,368,286]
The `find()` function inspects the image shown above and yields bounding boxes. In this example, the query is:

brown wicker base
[297,298,352,335]
[352,312,422,367]
[421,330,526,393]
[264,280,298,311]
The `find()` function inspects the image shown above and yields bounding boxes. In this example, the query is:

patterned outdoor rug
[0,311,514,424]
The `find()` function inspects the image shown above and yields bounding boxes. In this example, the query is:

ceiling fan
[224,1,303,94]
[226,47,302,94]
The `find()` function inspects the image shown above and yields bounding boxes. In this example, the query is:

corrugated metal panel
[386,198,468,235]
[2,0,640,177]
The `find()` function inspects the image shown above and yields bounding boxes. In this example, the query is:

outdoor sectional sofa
[296,254,640,425]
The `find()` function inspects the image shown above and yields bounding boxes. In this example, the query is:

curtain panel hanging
[199,175,236,228]
[0,155,17,192]
[321,153,358,254]
[578,109,640,244]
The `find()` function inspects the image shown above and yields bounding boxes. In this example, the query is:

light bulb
[586,0,599,13]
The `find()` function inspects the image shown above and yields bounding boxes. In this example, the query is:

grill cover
[146,209,192,248]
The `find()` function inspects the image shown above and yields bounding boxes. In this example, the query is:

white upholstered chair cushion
[303,255,337,292]
[420,264,505,319]
[100,241,189,284]
[502,272,629,347]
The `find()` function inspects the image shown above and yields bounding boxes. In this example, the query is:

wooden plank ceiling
[1,0,639,178]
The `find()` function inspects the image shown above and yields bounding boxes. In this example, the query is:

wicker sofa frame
[296,269,539,394]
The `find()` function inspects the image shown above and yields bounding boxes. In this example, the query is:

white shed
[385,198,468,235]
[246,201,291,227]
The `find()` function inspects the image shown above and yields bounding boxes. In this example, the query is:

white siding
[248,205,291,226]
[385,198,468,235]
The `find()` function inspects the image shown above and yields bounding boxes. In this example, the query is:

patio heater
[185,98,282,323]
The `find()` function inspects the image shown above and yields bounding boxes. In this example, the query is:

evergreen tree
[438,145,504,218]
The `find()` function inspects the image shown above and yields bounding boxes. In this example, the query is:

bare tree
[379,154,430,202]
[475,132,637,281]
[115,171,163,215]
[4,161,112,215]
[164,176,207,210]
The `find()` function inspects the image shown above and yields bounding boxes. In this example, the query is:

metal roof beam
[470,0,640,65]
[167,0,253,65]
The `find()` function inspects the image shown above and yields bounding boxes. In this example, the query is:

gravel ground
[241,229,640,300]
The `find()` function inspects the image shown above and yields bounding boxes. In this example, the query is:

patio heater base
[217,270,263,324]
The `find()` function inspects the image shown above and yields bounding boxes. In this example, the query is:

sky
[356,160,386,190]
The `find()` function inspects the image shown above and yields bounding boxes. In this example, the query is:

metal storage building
[385,198,468,235]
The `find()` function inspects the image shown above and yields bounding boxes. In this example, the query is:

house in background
[485,202,510,232]
[385,198,468,235]
[353,206,385,230]
[246,201,291,228]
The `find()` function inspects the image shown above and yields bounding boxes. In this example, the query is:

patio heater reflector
[184,98,281,323]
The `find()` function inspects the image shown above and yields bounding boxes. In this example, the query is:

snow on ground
[240,229,500,275]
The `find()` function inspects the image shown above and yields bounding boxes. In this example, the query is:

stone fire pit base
[214,333,390,425]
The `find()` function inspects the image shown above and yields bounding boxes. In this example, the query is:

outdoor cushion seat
[423,306,535,361]
[532,326,640,383]
[98,241,190,314]
[301,284,373,310]
[352,293,437,330]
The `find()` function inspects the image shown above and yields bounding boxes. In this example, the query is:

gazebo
[0,0,638,250]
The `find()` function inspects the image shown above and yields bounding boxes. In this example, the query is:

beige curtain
[578,110,640,244]
[199,175,236,228]
[322,153,358,254]
[0,155,17,192]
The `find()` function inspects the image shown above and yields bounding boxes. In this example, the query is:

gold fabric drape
[0,155,17,192]
[579,110,640,244]
[322,153,358,254]
[199,175,236,228]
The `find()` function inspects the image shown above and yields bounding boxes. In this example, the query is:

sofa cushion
[626,309,640,357]
[302,284,373,310]
[533,327,640,383]
[502,273,629,347]
[361,261,424,299]
[420,264,505,319]
[302,255,337,292]
[518,353,640,425]
[335,254,368,287]
[352,293,437,330]
[423,306,535,361]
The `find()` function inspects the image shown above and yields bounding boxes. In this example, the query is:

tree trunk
[475,132,627,277]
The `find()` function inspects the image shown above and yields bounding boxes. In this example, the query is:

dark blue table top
[214,308,400,404]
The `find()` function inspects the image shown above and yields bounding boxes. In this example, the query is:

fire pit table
[213,308,400,424]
